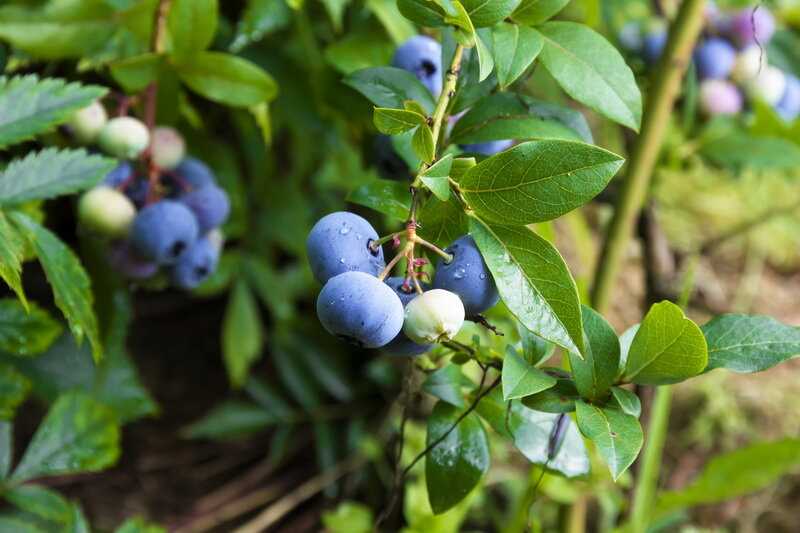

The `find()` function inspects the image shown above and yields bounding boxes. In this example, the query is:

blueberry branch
[412,235,453,263]
[144,0,171,204]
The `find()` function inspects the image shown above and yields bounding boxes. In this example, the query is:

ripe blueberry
[130,200,199,264]
[306,211,385,285]
[316,271,405,348]
[776,74,800,123]
[433,235,499,316]
[98,117,151,160]
[171,237,220,289]
[460,140,514,156]
[392,35,442,98]
[78,186,136,238]
[403,289,465,344]
[150,126,186,170]
[103,162,134,188]
[68,101,108,144]
[642,28,667,64]
[693,38,736,79]
[179,184,230,233]
[173,157,216,189]
[699,79,743,116]
[108,241,159,280]
[383,277,433,356]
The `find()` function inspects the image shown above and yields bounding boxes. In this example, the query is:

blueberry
[383,277,433,356]
[699,80,743,116]
[130,200,199,264]
[68,101,107,144]
[374,135,411,181]
[642,30,667,64]
[403,289,465,344]
[98,117,150,160]
[460,140,514,156]
[392,35,442,98]
[179,184,230,233]
[693,38,736,80]
[306,211,386,285]
[108,241,159,280]
[103,162,134,188]
[776,74,800,123]
[433,235,498,316]
[730,7,775,46]
[174,157,216,189]
[171,237,220,289]
[78,186,136,238]
[150,126,186,170]
[316,271,405,348]
[618,22,643,52]
[124,176,151,208]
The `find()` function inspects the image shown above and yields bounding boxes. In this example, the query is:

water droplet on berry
[339,258,345,264]
[453,268,466,280]
[339,224,351,235]
[479,273,487,280]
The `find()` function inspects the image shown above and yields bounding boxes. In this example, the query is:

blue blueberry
[124,176,150,207]
[642,30,667,64]
[130,200,199,264]
[383,277,433,356]
[103,162,134,188]
[174,157,216,189]
[108,241,159,280]
[316,271,405,348]
[392,35,442,98]
[171,237,220,289]
[179,184,230,233]
[618,22,643,52]
[306,212,386,285]
[433,235,498,316]
[776,74,800,123]
[694,38,736,79]
[460,140,514,156]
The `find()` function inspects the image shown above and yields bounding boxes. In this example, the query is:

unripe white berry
[747,65,787,106]
[150,126,186,170]
[403,289,465,344]
[731,45,765,84]
[98,117,151,159]
[68,101,108,144]
[206,228,225,251]
[78,186,137,238]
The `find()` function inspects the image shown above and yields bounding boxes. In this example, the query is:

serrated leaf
[10,213,101,362]
[609,386,641,417]
[176,51,277,107]
[0,299,61,357]
[422,365,473,407]
[502,346,556,400]
[492,23,542,88]
[0,149,116,206]
[344,67,437,113]
[347,179,410,220]
[459,140,623,225]
[0,363,29,420]
[168,0,218,59]
[623,301,707,385]
[425,401,490,514]
[702,314,800,373]
[0,211,27,306]
[223,280,264,387]
[417,196,468,248]
[470,218,584,355]
[412,123,435,163]
[538,22,642,131]
[512,0,570,25]
[0,76,106,148]
[373,107,426,134]
[575,400,642,480]
[12,392,120,482]
[568,305,619,402]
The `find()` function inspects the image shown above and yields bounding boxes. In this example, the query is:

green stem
[430,44,465,157]
[590,0,708,313]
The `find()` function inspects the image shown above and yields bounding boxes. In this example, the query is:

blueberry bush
[0,0,798,532]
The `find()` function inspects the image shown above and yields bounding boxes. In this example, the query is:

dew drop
[453,268,467,280]
[339,258,345,264]
[339,224,351,235]
[479,273,487,280]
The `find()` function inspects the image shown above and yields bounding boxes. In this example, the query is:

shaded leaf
[412,123,435,163]
[575,400,642,480]
[168,0,218,59]
[0,363,29,420]
[177,52,278,107]
[521,374,579,413]
[423,366,473,407]
[374,107,425,134]
[417,196,468,248]
[568,305,619,402]
[0,299,61,357]
[223,280,264,387]
[502,346,556,400]
[347,179,410,220]
[344,67,437,114]
[0,212,26,306]
[182,400,275,440]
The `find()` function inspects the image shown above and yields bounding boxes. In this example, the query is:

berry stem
[369,231,402,252]
[143,0,171,204]
[413,235,453,263]
[377,243,409,282]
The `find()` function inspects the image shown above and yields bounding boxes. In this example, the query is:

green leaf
[168,0,218,58]
[420,153,453,201]
[450,93,593,145]
[520,325,556,366]
[521,373,579,413]
[575,400,642,480]
[426,401,490,514]
[609,386,641,417]
[656,439,800,516]
[347,179,410,220]
[412,123,435,163]
[4,484,73,525]
[230,0,291,52]
[397,0,447,27]
[492,23,542,89]
[109,53,162,93]
[373,107,426,134]
[702,314,800,373]
[623,301,708,385]
[474,30,495,82]
[470,218,584,355]
[325,31,394,74]
[0,363,29,420]
[0,421,11,478]
[502,346,556,400]
[319,0,351,31]
[459,140,623,225]
[512,0,570,25]
[460,0,521,27]
[422,365,473,407]
[700,131,800,170]
[322,501,373,533]
[417,197,468,248]
[10,213,102,363]
[344,66,437,113]
[366,0,416,44]
[0,299,61,357]
[0,212,26,306]
[11,392,120,482]
[0,76,106,149]
[0,149,115,207]
[568,305,619,402]
[537,22,642,131]
[176,52,278,107]
[476,388,589,477]
[114,517,167,533]
[223,280,264,388]
[450,157,476,181]
[183,400,275,440]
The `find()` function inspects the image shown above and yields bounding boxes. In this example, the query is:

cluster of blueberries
[375,35,513,180]
[69,101,230,289]
[622,5,800,122]
[307,212,499,355]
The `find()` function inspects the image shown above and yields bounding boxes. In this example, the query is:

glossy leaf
[459,140,623,225]
[512,0,570,25]
[568,305,619,402]
[12,392,120,482]
[502,346,556,400]
[623,301,707,385]
[417,197,468,248]
[397,0,447,27]
[521,374,579,413]
[575,400,642,480]
[11,213,102,362]
[702,314,800,373]
[420,154,453,201]
[422,365,473,407]
[223,280,264,388]
[492,23,542,88]
[0,363,29,420]
[168,0,218,58]
[177,52,278,107]
[520,325,556,366]
[538,22,642,131]
[344,67,437,113]
[470,218,584,355]
[610,386,641,417]
[347,179,411,220]
[460,0,521,27]
[0,149,115,206]
[0,299,61,357]
[0,76,106,148]
[412,123,435,163]
[373,107,425,134]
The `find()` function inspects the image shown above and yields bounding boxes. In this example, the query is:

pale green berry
[68,101,108,144]
[403,289,465,344]
[150,126,186,170]
[78,186,137,238]
[746,65,786,106]
[731,45,764,84]
[98,117,150,159]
